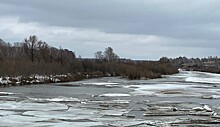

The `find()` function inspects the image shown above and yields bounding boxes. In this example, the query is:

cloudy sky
[0,0,220,60]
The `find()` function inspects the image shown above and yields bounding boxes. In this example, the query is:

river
[1,70,220,126]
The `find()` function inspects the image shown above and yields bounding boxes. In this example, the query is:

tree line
[0,35,75,76]
[0,35,178,80]
[162,56,220,73]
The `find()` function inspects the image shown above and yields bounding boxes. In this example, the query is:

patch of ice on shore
[0,77,12,85]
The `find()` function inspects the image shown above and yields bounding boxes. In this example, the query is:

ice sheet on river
[83,82,119,85]
[28,96,81,103]
[99,93,130,97]
[183,71,220,84]
[1,71,220,126]
[186,77,220,84]
[0,101,68,111]
[128,83,196,96]
[0,92,18,95]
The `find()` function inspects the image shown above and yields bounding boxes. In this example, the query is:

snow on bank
[0,74,69,86]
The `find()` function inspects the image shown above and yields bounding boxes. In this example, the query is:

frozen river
[1,70,220,126]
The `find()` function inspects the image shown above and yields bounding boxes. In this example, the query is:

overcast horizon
[1,0,220,60]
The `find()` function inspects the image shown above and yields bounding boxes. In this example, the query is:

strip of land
[0,36,178,86]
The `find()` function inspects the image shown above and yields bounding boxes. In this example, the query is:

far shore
[0,71,180,87]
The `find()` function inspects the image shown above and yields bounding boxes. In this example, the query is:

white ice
[28,96,81,102]
[83,82,119,85]
[99,93,130,97]
[186,77,220,84]
[0,101,68,111]
[98,109,129,116]
[0,92,18,95]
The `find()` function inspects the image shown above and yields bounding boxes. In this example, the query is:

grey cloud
[1,0,220,59]
[1,1,220,35]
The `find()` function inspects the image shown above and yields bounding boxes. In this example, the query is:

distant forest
[0,35,178,80]
[162,56,220,73]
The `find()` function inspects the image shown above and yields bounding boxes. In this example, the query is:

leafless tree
[104,47,119,62]
[23,35,39,62]
[94,51,104,61]
[38,41,49,62]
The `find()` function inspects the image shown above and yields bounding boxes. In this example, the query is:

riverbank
[0,69,179,87]
[0,72,106,87]
[194,68,220,74]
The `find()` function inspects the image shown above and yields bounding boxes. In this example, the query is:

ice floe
[129,83,194,96]
[186,77,220,84]
[83,82,119,85]
[88,100,130,105]
[99,109,129,116]
[28,96,81,103]
[99,93,130,97]
[0,114,46,126]
[184,71,220,84]
[0,101,68,111]
[0,92,18,95]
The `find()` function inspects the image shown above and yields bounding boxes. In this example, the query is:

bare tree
[23,35,39,62]
[0,40,9,61]
[94,51,104,61]
[38,41,49,62]
[58,46,64,65]
[104,47,119,62]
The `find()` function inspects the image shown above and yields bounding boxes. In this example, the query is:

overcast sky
[0,0,220,60]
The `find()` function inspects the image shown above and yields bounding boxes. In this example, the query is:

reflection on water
[1,71,220,126]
